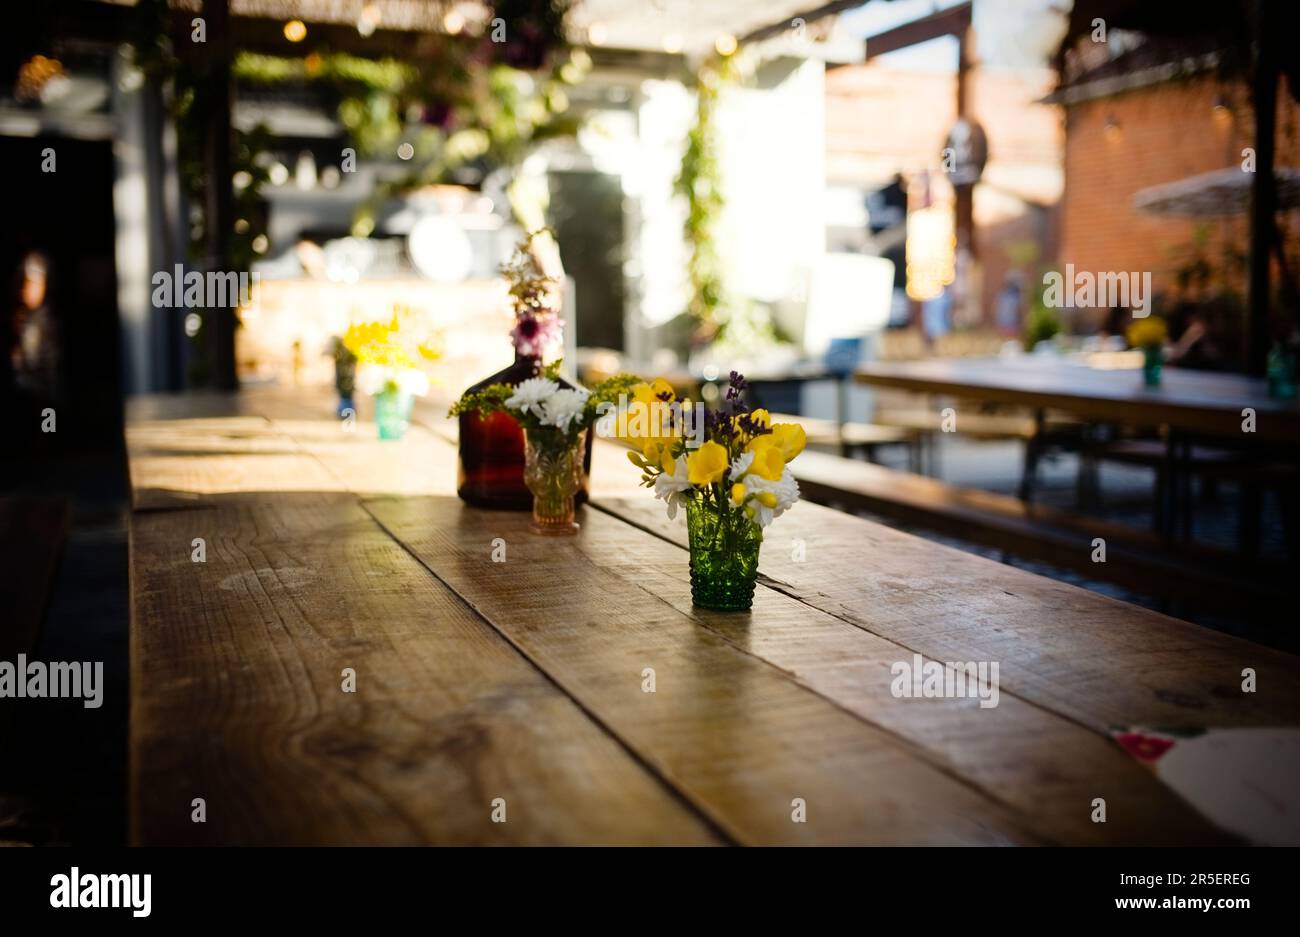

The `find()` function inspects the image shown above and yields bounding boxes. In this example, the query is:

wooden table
[856,356,1300,442]
[124,388,1300,845]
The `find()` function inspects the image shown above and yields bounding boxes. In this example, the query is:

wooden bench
[789,449,1293,620]
[767,412,921,467]
[873,407,1041,440]
[868,405,1086,481]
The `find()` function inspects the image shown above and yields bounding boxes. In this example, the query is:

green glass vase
[374,385,413,440]
[685,499,762,611]
[1141,346,1162,387]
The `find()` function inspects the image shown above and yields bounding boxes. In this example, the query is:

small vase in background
[374,384,413,440]
[1141,346,1163,387]
[523,430,585,535]
[331,336,358,418]
[685,499,762,611]
[1267,343,1297,400]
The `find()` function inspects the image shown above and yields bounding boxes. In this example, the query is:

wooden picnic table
[856,356,1300,442]
[123,387,1300,845]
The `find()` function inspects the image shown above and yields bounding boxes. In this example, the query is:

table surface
[123,387,1300,845]
[856,357,1300,441]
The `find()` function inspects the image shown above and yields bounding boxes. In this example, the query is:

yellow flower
[756,492,778,509]
[632,377,675,406]
[749,409,771,429]
[730,482,746,505]
[1127,317,1168,349]
[642,439,676,473]
[623,378,676,443]
[749,423,806,463]
[687,441,729,486]
[748,443,786,481]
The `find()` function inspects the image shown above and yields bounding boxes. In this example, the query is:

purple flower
[726,371,749,401]
[510,313,561,357]
[737,411,772,439]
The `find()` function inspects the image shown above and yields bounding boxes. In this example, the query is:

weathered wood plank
[129,494,721,845]
[594,497,1300,733]
[623,561,1231,844]
[364,496,1037,845]
[126,391,463,507]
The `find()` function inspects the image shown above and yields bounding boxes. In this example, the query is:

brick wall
[1059,74,1300,326]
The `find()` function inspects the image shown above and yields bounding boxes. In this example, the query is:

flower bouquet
[452,366,639,534]
[1127,316,1168,387]
[623,372,806,611]
[342,309,442,439]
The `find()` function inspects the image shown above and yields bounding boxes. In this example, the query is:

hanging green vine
[675,52,738,343]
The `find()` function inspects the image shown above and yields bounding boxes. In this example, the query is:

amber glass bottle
[456,352,592,509]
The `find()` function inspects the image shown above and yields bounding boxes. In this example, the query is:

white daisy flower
[742,468,800,527]
[540,387,591,431]
[506,377,559,417]
[654,455,695,521]
[395,369,430,397]
[356,363,387,396]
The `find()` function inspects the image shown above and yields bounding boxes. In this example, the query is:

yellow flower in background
[687,441,729,486]
[749,409,771,430]
[632,377,675,406]
[1127,317,1168,349]
[621,378,678,444]
[342,313,441,372]
[730,482,747,505]
[748,442,786,481]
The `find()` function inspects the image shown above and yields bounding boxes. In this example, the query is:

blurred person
[995,270,1025,336]
[1163,291,1239,371]
[922,284,953,340]
[8,251,60,401]
[1097,305,1131,346]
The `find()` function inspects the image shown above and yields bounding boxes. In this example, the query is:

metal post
[1247,0,1277,376]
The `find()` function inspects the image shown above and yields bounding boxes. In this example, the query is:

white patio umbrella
[1132,166,1300,217]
